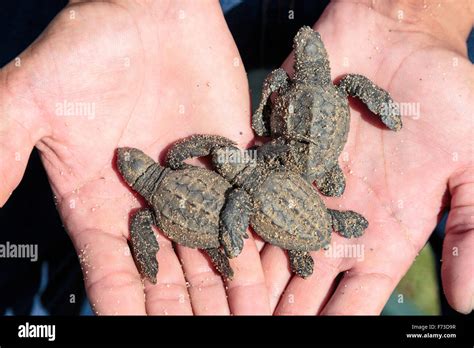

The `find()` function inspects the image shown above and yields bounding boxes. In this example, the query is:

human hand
[261,0,474,314]
[0,0,270,315]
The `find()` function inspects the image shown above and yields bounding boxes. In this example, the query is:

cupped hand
[0,0,270,315]
[261,0,474,314]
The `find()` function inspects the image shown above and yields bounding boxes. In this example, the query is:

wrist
[0,64,48,144]
[332,0,473,51]
[0,66,42,207]
[85,0,222,18]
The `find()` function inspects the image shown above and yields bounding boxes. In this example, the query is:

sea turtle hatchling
[166,134,368,278]
[116,138,253,283]
[252,26,402,197]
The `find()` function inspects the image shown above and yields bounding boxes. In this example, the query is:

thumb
[442,166,474,314]
[0,60,48,207]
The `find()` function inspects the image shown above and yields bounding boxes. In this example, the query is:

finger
[176,245,230,315]
[60,174,192,315]
[318,228,417,315]
[226,232,271,314]
[260,244,292,311]
[274,252,342,315]
[0,62,49,206]
[143,233,193,315]
[320,270,395,315]
[59,178,149,315]
[71,227,147,315]
[442,167,474,314]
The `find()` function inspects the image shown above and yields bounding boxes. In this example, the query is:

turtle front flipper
[288,250,314,278]
[165,134,237,169]
[252,68,289,136]
[338,74,402,131]
[219,188,252,258]
[315,163,346,197]
[328,209,368,239]
[129,208,160,284]
[205,248,234,280]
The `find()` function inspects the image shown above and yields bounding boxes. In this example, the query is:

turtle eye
[130,157,146,172]
[304,43,317,55]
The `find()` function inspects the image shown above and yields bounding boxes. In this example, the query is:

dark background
[0,0,472,315]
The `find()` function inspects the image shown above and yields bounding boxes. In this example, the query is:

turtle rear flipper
[288,250,314,278]
[315,163,346,197]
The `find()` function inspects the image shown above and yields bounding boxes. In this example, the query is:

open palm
[0,1,270,315]
[262,1,473,314]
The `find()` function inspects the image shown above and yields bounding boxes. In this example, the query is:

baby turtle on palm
[166,135,368,278]
[253,26,402,197]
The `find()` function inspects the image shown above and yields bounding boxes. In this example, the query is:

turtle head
[117,147,163,201]
[293,26,331,85]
